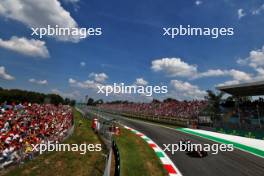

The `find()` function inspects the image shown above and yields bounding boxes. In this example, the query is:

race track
[85,108,264,176]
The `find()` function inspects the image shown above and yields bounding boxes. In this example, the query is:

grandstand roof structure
[216,80,264,96]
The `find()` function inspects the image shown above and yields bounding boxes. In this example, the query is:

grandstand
[0,103,73,169]
[216,80,264,136]
[96,100,207,128]
[98,100,207,120]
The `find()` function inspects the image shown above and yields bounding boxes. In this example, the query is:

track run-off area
[83,108,264,176]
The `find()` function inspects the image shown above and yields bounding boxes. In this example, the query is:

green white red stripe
[124,125,182,176]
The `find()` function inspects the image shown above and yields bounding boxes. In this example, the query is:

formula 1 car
[179,139,208,158]
[186,148,208,158]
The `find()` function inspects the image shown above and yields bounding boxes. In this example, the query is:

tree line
[0,87,75,106]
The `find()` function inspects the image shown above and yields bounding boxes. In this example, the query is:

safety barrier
[112,140,121,176]
[80,106,120,176]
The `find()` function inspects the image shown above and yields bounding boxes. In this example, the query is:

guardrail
[112,140,120,176]
[77,106,121,176]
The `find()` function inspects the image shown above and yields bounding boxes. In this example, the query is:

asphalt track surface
[84,109,264,176]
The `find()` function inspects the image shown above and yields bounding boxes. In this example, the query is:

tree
[70,100,76,106]
[223,96,235,107]
[239,96,252,102]
[163,98,178,103]
[87,98,94,106]
[94,99,104,105]
[0,88,64,105]
[204,90,224,122]
[152,99,160,103]
[64,98,71,105]
[46,94,64,105]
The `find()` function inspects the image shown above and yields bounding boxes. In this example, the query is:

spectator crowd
[0,103,73,169]
[98,100,207,120]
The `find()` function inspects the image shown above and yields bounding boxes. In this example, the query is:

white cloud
[0,36,49,58]
[0,66,15,80]
[80,61,86,67]
[236,45,264,79]
[170,80,206,100]
[238,8,246,19]
[151,57,253,91]
[217,80,240,87]
[135,78,148,86]
[29,78,48,85]
[152,58,252,82]
[0,0,82,42]
[51,88,80,99]
[69,78,102,89]
[236,58,248,65]
[254,67,264,77]
[247,46,264,68]
[68,78,77,84]
[201,69,252,81]
[252,4,264,15]
[151,58,197,77]
[64,0,79,3]
[208,69,252,87]
[195,1,202,6]
[215,69,252,87]
[228,69,252,81]
[195,69,227,78]
[89,72,108,83]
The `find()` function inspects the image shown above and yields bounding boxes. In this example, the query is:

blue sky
[0,0,264,102]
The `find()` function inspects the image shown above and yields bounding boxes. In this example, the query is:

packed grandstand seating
[221,99,264,126]
[98,100,208,120]
[98,98,264,128]
[0,103,73,169]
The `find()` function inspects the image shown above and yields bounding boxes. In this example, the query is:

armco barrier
[77,106,118,176]
[112,140,120,176]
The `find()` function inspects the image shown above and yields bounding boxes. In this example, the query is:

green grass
[5,109,106,176]
[115,128,167,176]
